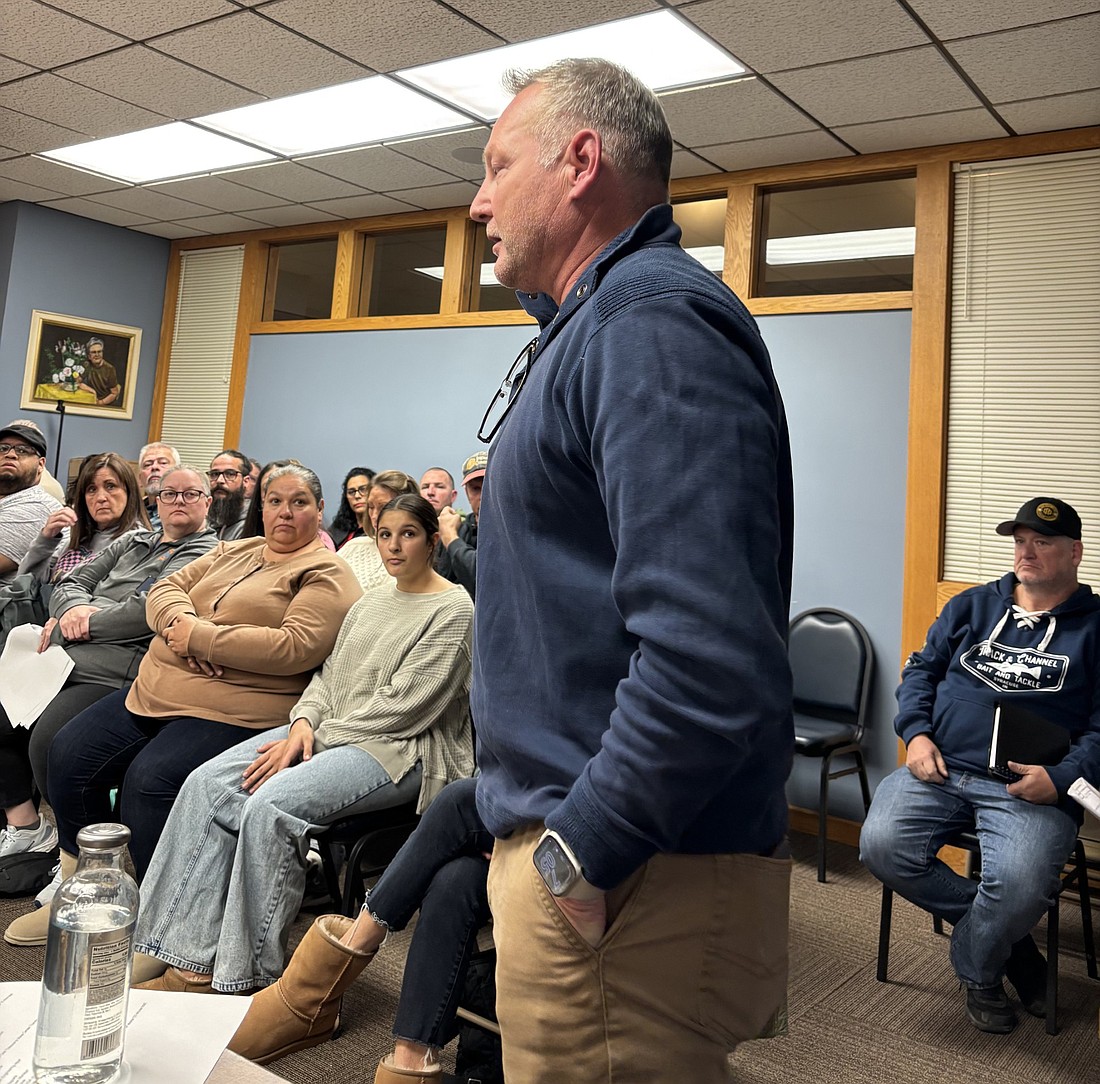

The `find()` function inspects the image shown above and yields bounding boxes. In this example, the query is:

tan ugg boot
[228,914,375,1065]
[4,850,77,946]
[373,1056,443,1082]
[130,952,170,985]
[135,967,214,993]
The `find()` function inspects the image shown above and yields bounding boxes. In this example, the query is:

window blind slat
[945,149,1100,586]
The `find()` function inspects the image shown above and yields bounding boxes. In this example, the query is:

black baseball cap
[995,497,1082,540]
[0,419,47,457]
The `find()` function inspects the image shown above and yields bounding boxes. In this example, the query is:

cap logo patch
[1036,502,1059,522]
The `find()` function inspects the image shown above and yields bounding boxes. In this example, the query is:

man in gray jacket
[0,467,215,884]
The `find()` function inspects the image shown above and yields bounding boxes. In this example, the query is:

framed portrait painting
[21,310,141,420]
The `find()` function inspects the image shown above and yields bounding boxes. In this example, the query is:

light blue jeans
[860,766,1077,988]
[134,725,421,991]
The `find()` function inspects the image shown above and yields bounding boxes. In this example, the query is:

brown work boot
[228,914,375,1065]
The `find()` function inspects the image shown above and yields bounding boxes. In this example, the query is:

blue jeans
[134,726,422,992]
[365,777,492,1048]
[47,687,256,877]
[860,766,1077,987]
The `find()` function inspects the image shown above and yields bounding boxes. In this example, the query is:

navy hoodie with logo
[895,573,1100,806]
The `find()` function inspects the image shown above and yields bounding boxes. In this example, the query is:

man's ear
[563,129,602,200]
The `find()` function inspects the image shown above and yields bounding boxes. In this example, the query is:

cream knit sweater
[291,580,474,812]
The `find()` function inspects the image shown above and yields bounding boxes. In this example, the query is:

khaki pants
[488,825,791,1083]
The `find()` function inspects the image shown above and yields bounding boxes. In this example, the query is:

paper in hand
[0,623,73,728]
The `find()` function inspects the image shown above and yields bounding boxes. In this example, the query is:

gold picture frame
[21,309,141,421]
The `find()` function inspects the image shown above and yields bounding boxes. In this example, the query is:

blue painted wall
[0,201,170,472]
[244,309,913,819]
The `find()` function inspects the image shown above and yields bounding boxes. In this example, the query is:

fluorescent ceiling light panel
[198,76,473,157]
[40,123,276,184]
[402,11,746,121]
[766,227,916,265]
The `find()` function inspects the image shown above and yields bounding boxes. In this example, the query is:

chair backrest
[788,607,874,739]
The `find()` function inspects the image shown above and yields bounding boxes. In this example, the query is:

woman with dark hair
[18,452,148,583]
[339,469,418,592]
[132,494,473,995]
[330,466,376,549]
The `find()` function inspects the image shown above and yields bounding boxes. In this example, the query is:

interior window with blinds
[943,149,1100,585]
[159,246,244,466]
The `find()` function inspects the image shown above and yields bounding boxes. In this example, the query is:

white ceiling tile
[172,211,271,232]
[238,204,344,226]
[148,174,292,212]
[84,186,215,219]
[262,0,501,70]
[998,89,1100,134]
[46,0,238,39]
[0,155,129,196]
[670,148,720,178]
[769,46,981,126]
[685,0,928,74]
[0,56,38,83]
[306,193,422,219]
[40,196,155,227]
[223,161,368,201]
[659,79,814,147]
[0,175,65,201]
[0,106,84,152]
[698,130,853,171]
[301,145,459,190]
[905,1,1098,41]
[60,45,262,119]
[387,180,480,210]
[4,0,127,68]
[129,220,209,238]
[0,74,169,138]
[833,109,1007,153]
[947,15,1100,103]
[385,128,490,182]
[149,12,369,97]
[442,0,655,42]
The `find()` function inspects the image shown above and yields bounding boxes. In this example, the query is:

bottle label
[80,934,131,1059]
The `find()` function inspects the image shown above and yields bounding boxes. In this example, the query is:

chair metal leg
[1073,840,1097,979]
[856,751,871,814]
[818,753,831,883]
[933,915,945,936]
[317,840,344,911]
[876,884,893,982]
[1046,896,1059,1036]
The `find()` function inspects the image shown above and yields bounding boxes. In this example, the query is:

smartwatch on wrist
[533,828,602,899]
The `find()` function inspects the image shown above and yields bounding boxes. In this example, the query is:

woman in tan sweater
[4,465,360,948]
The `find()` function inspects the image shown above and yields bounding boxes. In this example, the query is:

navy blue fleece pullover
[472,205,795,889]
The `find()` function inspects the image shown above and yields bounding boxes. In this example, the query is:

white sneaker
[0,818,58,860]
[34,861,63,909]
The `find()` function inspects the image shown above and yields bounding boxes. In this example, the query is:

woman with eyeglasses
[330,466,376,550]
[17,452,148,585]
[3,465,362,947]
[0,466,215,915]
[338,469,418,592]
[128,495,473,1006]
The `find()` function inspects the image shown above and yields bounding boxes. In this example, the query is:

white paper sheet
[0,625,73,728]
[0,982,250,1084]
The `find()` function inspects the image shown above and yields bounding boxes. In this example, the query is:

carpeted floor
[2,830,1096,1082]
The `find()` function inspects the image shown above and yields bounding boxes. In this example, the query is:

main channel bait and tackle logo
[1036,502,1059,523]
[961,641,1067,692]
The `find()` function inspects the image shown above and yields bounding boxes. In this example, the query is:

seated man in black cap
[436,452,485,600]
[0,420,63,586]
[861,497,1100,1034]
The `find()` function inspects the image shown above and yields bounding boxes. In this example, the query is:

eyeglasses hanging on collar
[478,336,539,445]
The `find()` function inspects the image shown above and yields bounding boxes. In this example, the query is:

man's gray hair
[139,442,181,467]
[163,465,211,496]
[504,59,672,192]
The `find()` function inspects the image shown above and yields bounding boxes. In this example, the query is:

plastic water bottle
[32,823,140,1084]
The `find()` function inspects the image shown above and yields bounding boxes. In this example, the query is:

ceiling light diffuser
[40,123,276,184]
[197,76,474,157]
[765,227,916,265]
[401,10,747,121]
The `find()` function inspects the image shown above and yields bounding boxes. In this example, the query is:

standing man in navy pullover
[862,497,1100,1034]
[470,59,794,1082]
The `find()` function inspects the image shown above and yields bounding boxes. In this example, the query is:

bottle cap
[76,823,131,851]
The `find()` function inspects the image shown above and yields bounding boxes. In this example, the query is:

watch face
[534,835,576,897]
